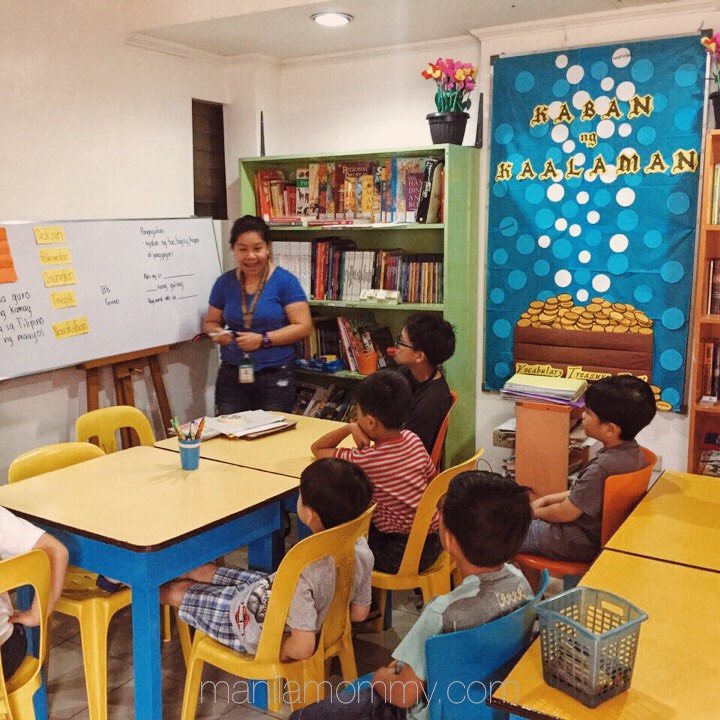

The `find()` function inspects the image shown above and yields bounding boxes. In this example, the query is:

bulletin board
[484,34,705,412]
[0,218,221,380]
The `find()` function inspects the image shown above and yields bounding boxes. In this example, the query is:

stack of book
[502,374,587,405]
[254,157,444,225]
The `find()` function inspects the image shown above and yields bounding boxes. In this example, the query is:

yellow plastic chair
[75,407,173,643]
[180,505,375,718]
[0,550,51,720]
[8,442,105,483]
[8,441,172,720]
[370,447,484,632]
[75,405,155,454]
[322,504,376,683]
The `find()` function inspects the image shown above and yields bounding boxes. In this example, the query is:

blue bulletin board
[485,35,705,412]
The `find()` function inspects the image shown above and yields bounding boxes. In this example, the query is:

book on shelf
[707,259,720,314]
[292,381,356,422]
[254,156,445,226]
[711,163,720,225]
[698,340,720,403]
[296,168,310,216]
[699,449,720,476]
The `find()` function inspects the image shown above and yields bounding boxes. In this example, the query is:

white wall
[0,2,232,479]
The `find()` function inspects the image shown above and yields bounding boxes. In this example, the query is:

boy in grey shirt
[521,375,656,563]
[290,471,534,720]
[160,458,373,662]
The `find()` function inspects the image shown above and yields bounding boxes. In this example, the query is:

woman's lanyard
[239,266,269,331]
[236,266,269,384]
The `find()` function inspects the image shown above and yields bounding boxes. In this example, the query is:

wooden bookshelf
[239,145,479,465]
[688,130,720,472]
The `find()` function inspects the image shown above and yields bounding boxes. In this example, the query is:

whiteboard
[0,218,221,380]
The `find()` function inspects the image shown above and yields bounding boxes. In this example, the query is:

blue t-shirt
[208,266,307,370]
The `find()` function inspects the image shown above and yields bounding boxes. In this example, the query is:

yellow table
[491,551,720,719]
[605,470,720,573]
[0,446,297,720]
[155,412,355,478]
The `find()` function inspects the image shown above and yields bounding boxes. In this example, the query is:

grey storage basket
[536,586,648,708]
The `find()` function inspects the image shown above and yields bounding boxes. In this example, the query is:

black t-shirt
[399,366,453,454]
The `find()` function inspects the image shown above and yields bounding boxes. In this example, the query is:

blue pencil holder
[178,439,201,471]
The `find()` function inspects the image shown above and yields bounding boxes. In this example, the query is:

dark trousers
[215,362,296,415]
[1,624,27,680]
[290,686,406,720]
[368,525,442,574]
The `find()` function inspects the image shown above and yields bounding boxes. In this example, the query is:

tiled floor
[46,589,422,719]
[43,531,561,720]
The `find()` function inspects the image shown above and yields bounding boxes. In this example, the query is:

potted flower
[422,58,478,145]
[702,34,720,126]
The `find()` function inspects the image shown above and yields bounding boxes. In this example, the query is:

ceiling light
[311,12,353,27]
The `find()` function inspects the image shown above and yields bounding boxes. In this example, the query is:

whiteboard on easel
[0,218,221,380]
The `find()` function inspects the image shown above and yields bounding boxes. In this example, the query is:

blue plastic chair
[424,569,549,719]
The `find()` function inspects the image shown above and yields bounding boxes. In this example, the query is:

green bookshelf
[239,145,479,465]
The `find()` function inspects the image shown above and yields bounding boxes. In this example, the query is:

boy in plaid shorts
[160,458,374,661]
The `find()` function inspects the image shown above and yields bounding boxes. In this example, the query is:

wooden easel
[79,345,173,447]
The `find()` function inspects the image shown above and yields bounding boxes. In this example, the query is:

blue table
[0,446,298,720]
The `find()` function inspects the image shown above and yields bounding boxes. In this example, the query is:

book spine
[713,341,720,398]
[416,158,440,224]
[426,161,444,224]
[712,163,720,225]
[702,342,714,396]
[711,260,720,315]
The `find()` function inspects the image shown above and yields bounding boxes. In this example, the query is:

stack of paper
[502,373,587,405]
[180,411,292,440]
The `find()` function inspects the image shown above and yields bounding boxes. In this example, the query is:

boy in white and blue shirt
[291,471,533,720]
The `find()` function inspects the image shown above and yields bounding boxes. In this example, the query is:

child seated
[289,471,533,719]
[393,312,456,453]
[160,458,373,661]
[311,370,438,574]
[520,375,656,563]
[1,505,69,680]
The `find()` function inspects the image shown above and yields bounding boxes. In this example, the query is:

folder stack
[501,373,587,405]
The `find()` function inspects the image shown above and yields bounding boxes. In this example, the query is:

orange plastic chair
[0,550,51,720]
[75,405,155,454]
[180,505,374,717]
[369,447,484,633]
[429,390,458,470]
[516,447,657,591]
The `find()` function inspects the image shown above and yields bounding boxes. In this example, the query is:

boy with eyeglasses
[393,313,456,453]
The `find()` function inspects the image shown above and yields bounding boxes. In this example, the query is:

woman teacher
[205,215,312,414]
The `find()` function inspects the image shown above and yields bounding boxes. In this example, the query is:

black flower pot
[426,111,470,145]
[710,91,720,128]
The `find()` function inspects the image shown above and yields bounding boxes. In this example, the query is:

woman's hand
[210,330,235,346]
[235,332,263,352]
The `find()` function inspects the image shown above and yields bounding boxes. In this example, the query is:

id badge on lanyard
[238,266,268,385]
[239,355,254,384]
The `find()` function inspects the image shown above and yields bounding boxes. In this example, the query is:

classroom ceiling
[127,0,680,60]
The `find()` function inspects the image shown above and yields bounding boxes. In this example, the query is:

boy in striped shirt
[312,370,439,574]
